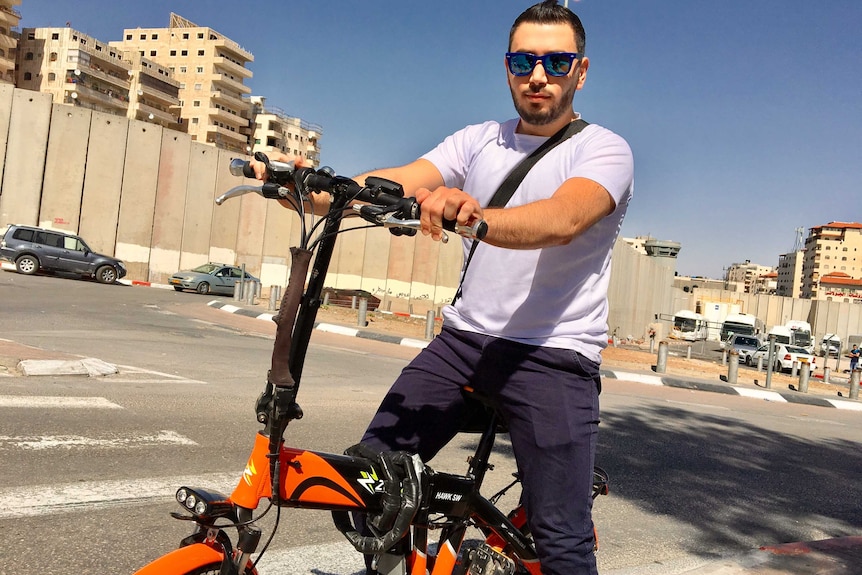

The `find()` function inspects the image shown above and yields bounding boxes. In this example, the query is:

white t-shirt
[422,118,634,363]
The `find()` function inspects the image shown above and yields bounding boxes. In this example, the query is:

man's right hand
[248,152,305,181]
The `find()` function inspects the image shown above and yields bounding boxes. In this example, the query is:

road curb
[205,300,862,411]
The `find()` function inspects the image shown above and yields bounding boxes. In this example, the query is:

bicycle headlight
[175,486,235,520]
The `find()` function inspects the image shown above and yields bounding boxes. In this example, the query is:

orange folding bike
[134,155,609,575]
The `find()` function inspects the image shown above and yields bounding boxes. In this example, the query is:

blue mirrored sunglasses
[505,52,578,77]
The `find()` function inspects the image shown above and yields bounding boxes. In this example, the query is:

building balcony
[207,124,247,144]
[214,56,252,79]
[208,105,246,126]
[211,89,247,109]
[212,73,251,94]
[73,64,131,91]
[210,36,253,62]
[66,84,128,112]
[137,83,179,107]
[133,101,177,125]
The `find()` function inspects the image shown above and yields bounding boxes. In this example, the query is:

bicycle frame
[134,159,607,575]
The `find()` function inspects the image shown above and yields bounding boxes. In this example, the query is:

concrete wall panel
[209,149,242,266]
[38,104,91,233]
[178,143,218,271]
[259,196,297,289]
[0,83,15,187]
[150,131,192,281]
[78,112,128,254]
[235,193,267,277]
[331,218,367,290]
[116,120,163,279]
[0,90,52,227]
[360,228,392,303]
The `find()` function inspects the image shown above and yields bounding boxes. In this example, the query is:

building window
[194,83,201,90]
[140,34,146,40]
[181,50,188,57]
[179,66,187,73]
[51,33,59,40]
[197,33,204,39]
[25,52,33,60]
[150,50,157,57]
[198,50,205,56]
[179,82,186,89]
[151,34,159,40]
[196,66,204,73]
[193,100,200,107]
[23,72,31,80]
[126,34,132,40]
[191,118,199,124]
[48,72,56,81]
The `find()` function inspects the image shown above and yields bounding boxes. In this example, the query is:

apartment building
[776,250,804,298]
[0,0,21,84]
[249,96,322,168]
[16,26,182,129]
[112,13,253,153]
[801,221,862,300]
[725,260,775,294]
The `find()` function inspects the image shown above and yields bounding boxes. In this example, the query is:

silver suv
[0,224,126,284]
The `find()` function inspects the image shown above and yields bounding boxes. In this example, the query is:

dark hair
[509,0,586,55]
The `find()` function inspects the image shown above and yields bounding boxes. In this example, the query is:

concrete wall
[0,84,798,346]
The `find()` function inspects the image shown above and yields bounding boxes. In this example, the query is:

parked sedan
[746,343,818,372]
[726,334,761,364]
[169,263,258,295]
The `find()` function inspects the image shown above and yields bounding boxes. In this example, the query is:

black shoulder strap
[487,118,589,208]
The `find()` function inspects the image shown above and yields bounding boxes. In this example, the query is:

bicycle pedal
[466,543,516,575]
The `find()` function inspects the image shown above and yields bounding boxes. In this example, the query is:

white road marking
[0,430,197,450]
[611,371,664,385]
[0,472,240,518]
[0,396,123,409]
[114,364,207,384]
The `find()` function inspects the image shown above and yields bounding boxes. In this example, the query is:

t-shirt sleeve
[421,121,498,189]
[569,128,634,208]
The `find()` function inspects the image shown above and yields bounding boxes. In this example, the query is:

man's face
[507,21,588,134]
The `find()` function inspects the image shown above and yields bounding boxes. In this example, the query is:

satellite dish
[70,92,78,99]
[74,69,80,75]
[148,113,154,120]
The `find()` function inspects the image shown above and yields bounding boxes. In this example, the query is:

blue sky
[19,1,861,279]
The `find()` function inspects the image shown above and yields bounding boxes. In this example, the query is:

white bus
[720,313,765,348]
[671,310,709,341]
[784,320,813,353]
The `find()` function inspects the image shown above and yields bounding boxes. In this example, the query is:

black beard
[510,81,577,126]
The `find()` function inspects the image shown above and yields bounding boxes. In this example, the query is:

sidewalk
[2,296,861,573]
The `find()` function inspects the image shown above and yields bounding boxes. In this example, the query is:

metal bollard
[721,350,727,366]
[656,340,669,374]
[823,366,831,384]
[268,285,280,312]
[849,369,861,401]
[357,297,368,327]
[425,310,436,340]
[686,345,692,360]
[757,356,763,372]
[246,281,257,305]
[791,361,798,378]
[351,295,357,310]
[233,281,242,301]
[798,362,810,394]
[727,350,739,384]
[649,338,655,354]
[323,291,330,306]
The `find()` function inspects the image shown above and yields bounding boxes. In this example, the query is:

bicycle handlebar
[218,157,488,242]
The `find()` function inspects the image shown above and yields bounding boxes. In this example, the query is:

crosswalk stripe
[0,396,123,409]
[0,472,239,518]
[0,430,197,450]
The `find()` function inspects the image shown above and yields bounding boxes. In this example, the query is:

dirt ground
[315,306,855,399]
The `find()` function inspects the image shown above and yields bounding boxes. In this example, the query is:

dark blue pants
[361,326,601,575]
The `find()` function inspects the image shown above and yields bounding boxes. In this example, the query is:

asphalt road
[1,270,860,575]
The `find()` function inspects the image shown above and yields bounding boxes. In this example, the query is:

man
[253,2,632,573]
[850,344,860,372]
